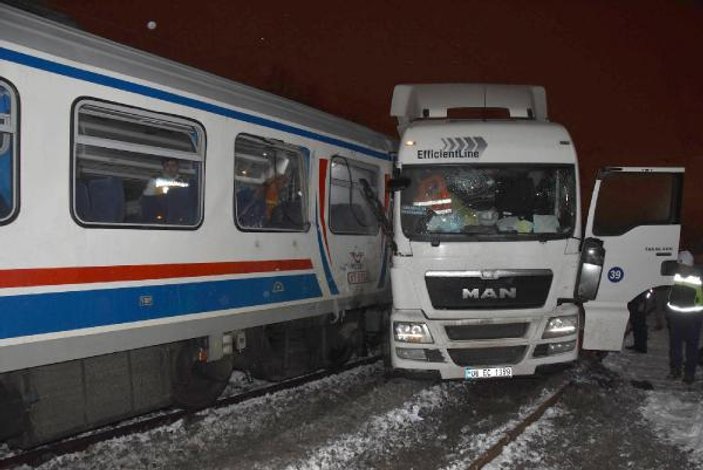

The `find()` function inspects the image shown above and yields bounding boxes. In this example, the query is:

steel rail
[468,379,573,469]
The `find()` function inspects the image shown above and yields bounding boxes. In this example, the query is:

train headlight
[543,316,578,339]
[394,322,434,344]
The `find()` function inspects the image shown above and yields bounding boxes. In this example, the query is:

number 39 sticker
[608,267,624,283]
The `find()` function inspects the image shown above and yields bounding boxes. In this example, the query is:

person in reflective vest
[413,173,452,215]
[666,251,703,384]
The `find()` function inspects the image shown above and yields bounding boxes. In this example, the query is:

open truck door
[580,167,685,350]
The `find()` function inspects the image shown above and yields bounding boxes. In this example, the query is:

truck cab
[387,84,683,379]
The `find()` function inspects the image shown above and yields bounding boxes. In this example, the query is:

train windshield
[399,164,576,241]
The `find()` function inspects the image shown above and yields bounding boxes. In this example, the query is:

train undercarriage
[0,307,387,448]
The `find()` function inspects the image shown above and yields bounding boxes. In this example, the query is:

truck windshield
[399,165,576,241]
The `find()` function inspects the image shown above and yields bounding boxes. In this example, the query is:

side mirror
[387,177,410,192]
[575,237,606,301]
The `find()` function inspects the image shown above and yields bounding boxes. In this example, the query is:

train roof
[0,3,396,156]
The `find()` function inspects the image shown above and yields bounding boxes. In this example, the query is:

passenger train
[0,4,395,446]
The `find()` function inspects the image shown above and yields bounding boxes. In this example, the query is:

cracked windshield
[400,165,576,240]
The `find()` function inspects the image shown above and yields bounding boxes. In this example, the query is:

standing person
[666,250,703,383]
[627,290,654,353]
[651,285,670,330]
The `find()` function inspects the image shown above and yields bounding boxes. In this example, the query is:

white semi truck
[386,84,684,379]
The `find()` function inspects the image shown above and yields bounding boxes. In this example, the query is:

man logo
[462,287,517,300]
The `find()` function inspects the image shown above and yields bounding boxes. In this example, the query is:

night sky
[45,0,703,248]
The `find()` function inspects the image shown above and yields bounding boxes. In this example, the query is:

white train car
[0,4,395,446]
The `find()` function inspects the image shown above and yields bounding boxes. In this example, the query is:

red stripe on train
[0,259,314,288]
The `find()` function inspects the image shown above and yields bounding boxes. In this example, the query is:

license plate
[465,366,513,380]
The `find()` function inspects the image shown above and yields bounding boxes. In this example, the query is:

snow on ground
[483,405,566,470]
[36,363,390,470]
[7,323,703,469]
[0,443,15,460]
[283,379,561,470]
[24,361,563,469]
[643,391,703,465]
[605,325,703,467]
[440,388,564,470]
[285,383,454,470]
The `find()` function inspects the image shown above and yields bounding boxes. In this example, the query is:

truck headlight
[543,316,578,339]
[394,322,434,344]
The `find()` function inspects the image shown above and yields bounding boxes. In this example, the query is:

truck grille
[425,269,552,310]
[445,323,528,340]
[447,346,527,366]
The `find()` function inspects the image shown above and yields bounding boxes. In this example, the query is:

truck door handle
[661,260,678,275]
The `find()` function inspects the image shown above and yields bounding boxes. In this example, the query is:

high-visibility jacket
[265,182,279,218]
[667,265,703,313]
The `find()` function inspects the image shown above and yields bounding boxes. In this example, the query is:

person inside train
[236,173,296,229]
[141,157,195,223]
[264,173,288,220]
[143,157,188,196]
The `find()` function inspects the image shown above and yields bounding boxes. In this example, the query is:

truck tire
[382,326,397,379]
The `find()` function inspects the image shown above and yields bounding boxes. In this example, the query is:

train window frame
[71,98,206,229]
[0,78,19,225]
[328,155,381,236]
[233,133,309,233]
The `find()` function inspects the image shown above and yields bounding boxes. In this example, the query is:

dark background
[30,0,703,250]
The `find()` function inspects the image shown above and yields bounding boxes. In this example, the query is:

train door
[321,155,384,300]
[581,167,684,350]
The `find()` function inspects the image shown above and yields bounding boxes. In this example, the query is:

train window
[329,156,380,235]
[0,80,18,224]
[234,134,308,231]
[73,100,204,227]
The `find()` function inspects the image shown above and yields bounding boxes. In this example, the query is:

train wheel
[327,322,362,369]
[172,343,233,410]
[327,333,354,370]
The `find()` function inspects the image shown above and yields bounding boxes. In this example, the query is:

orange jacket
[415,175,452,214]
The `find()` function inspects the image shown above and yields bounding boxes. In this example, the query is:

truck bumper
[390,306,579,380]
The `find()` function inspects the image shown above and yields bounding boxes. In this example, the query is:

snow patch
[641,391,703,467]
[440,386,564,470]
[483,405,566,470]
[36,363,382,469]
[287,383,454,469]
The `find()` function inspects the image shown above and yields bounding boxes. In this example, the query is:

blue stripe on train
[0,47,390,161]
[0,273,322,339]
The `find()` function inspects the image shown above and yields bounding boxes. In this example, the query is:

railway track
[0,355,381,469]
[468,379,572,469]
